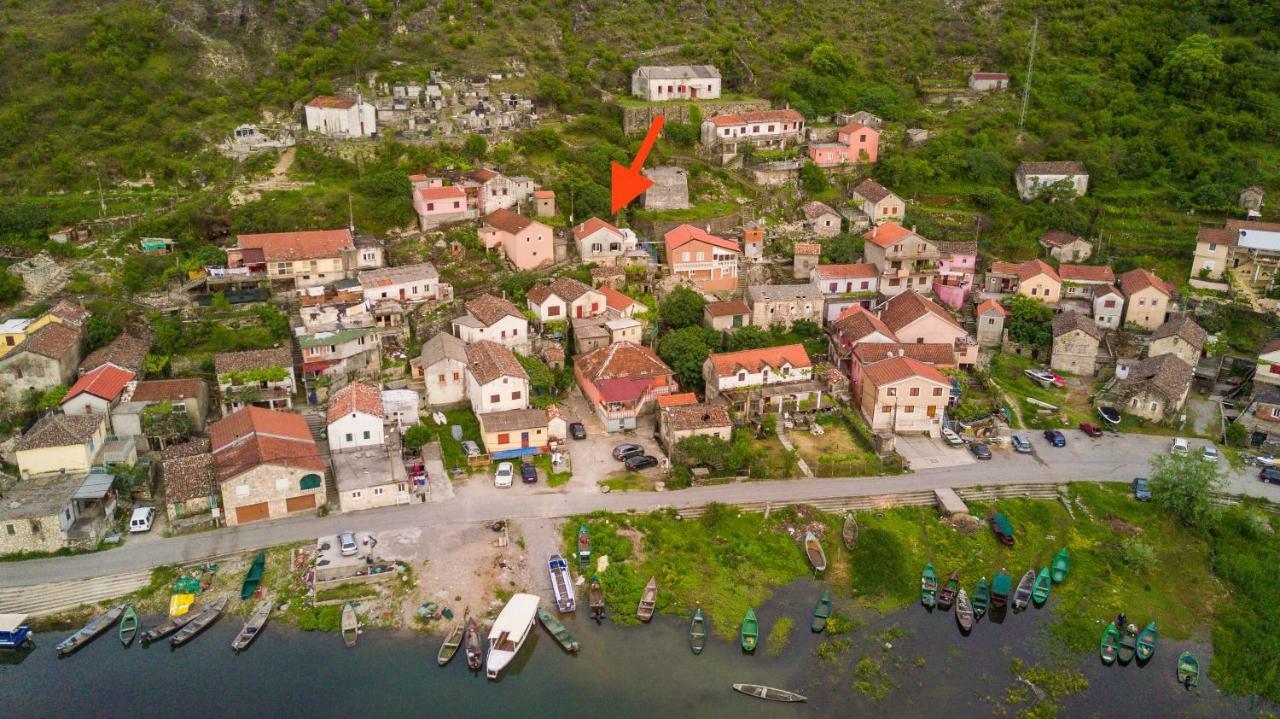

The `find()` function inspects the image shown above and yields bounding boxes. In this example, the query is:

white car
[494,462,514,488]
[1170,437,1190,454]
[941,427,964,447]
[1201,445,1219,463]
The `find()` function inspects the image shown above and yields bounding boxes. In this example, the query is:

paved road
[2,434,1273,588]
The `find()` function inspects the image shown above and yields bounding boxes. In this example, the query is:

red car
[1079,422,1104,438]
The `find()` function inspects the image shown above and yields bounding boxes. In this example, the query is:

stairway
[0,570,151,616]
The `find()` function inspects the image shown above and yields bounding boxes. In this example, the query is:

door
[235,502,270,524]
[286,494,317,513]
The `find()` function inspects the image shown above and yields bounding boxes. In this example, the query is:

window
[933,388,944,396]
[909,387,920,397]
[490,394,499,403]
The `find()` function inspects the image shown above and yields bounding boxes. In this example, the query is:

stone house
[1051,311,1103,376]
[299,327,381,380]
[801,201,842,239]
[858,356,950,437]
[643,167,690,211]
[1014,161,1089,201]
[479,209,554,271]
[214,347,295,414]
[1039,230,1093,262]
[14,413,108,479]
[658,394,733,456]
[573,217,629,266]
[703,301,750,332]
[211,407,326,525]
[477,407,551,458]
[412,332,469,407]
[811,263,879,322]
[527,277,606,323]
[862,222,940,298]
[1118,268,1175,332]
[0,469,118,555]
[327,381,386,452]
[465,340,530,415]
[703,344,823,416]
[452,294,530,353]
[60,363,135,426]
[1148,317,1207,369]
[746,283,824,329]
[664,225,740,292]
[0,322,82,400]
[304,95,376,137]
[358,263,451,306]
[574,342,676,432]
[159,439,218,522]
[631,65,721,101]
[975,299,1005,348]
[850,179,904,225]
[793,243,821,280]
[1106,354,1193,422]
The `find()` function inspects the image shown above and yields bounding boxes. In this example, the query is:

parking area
[896,434,976,470]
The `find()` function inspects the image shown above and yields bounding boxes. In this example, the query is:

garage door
[235,502,270,524]
[285,494,317,513]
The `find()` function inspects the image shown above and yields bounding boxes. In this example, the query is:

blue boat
[0,614,33,649]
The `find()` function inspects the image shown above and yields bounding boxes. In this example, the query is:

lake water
[1,580,1269,718]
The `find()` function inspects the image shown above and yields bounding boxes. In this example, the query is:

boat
[537,606,580,653]
[589,576,605,621]
[842,514,858,550]
[1013,570,1036,611]
[141,607,201,644]
[0,614,33,649]
[989,511,1015,546]
[732,684,807,702]
[464,618,484,671]
[341,602,359,648]
[740,609,759,652]
[955,589,974,632]
[486,593,540,679]
[689,606,706,655]
[636,577,658,622]
[811,590,831,633]
[577,524,591,566]
[1100,622,1120,665]
[231,598,273,652]
[803,531,827,573]
[56,605,124,656]
[972,578,990,618]
[118,606,139,647]
[1118,623,1138,664]
[547,554,577,613]
[1050,548,1070,584]
[1177,651,1200,688]
[437,613,467,666]
[240,551,266,600]
[920,562,938,608]
[991,571,1012,609]
[1136,621,1157,662]
[937,572,958,610]
[1031,568,1052,606]
[171,598,227,648]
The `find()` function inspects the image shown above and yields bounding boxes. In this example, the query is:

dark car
[520,462,538,484]
[1261,467,1280,485]
[1079,423,1104,438]
[1043,429,1066,447]
[612,443,645,461]
[1132,477,1152,501]
[569,422,587,440]
[968,442,992,460]
[624,454,659,471]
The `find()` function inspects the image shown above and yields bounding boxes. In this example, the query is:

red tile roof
[326,381,385,424]
[1058,264,1115,283]
[976,298,1006,316]
[236,229,354,262]
[862,221,914,248]
[417,186,466,201]
[63,363,135,403]
[307,96,356,109]
[209,406,323,480]
[1118,268,1174,298]
[664,224,740,254]
[572,217,622,240]
[862,356,950,387]
[708,344,811,378]
[813,263,877,280]
[708,109,804,127]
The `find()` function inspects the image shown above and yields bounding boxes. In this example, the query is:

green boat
[811,591,831,633]
[972,577,990,618]
[1177,651,1200,688]
[240,551,266,600]
[920,562,938,608]
[1136,621,1157,662]
[689,606,707,655]
[1050,548,1070,584]
[1031,568,1052,605]
[740,609,759,652]
[118,605,138,647]
[1100,622,1120,665]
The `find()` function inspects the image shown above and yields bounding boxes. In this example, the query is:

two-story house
[573,217,629,266]
[214,347,296,414]
[465,340,530,415]
[0,322,82,400]
[858,356,951,437]
[451,294,530,353]
[664,225,740,292]
[746,284,825,330]
[299,327,381,380]
[527,277,606,323]
[631,65,721,101]
[850,179,904,225]
[479,209,554,271]
[412,332,470,407]
[862,222,940,298]
[1014,161,1089,201]
[327,381,386,451]
[358,263,451,306]
[932,241,977,309]
[809,122,880,167]
[210,407,327,525]
[703,344,825,416]
[574,342,677,432]
[811,264,879,322]
[1118,268,1175,332]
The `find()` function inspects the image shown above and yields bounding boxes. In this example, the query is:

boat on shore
[689,606,706,655]
[955,589,974,632]
[577,524,591,566]
[119,606,138,647]
[991,571,1012,609]
[537,606,580,653]
[1136,621,1157,662]
[1118,623,1138,664]
[1177,651,1200,688]
[341,603,359,648]
[171,598,228,648]
[141,608,201,644]
[842,514,858,550]
[937,571,959,610]
[732,684,806,702]
[921,562,938,608]
[811,590,831,633]
[240,551,266,600]
[547,554,576,613]
[972,577,990,618]
[1013,570,1035,611]
[56,605,124,656]
[636,577,657,622]
[0,614,33,650]
[740,609,759,652]
[464,618,484,671]
[589,576,604,622]
[803,531,827,573]
[1050,548,1070,584]
[1032,568,1052,606]
[231,598,273,652]
[1100,622,1120,665]
[486,593,540,679]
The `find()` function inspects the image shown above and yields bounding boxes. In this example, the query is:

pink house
[932,241,977,309]
[479,209,553,271]
[808,123,880,167]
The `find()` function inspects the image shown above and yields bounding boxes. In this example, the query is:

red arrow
[610,115,666,213]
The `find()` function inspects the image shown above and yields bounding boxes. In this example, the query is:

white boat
[485,593,540,679]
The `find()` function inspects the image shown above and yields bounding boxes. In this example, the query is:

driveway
[897,434,975,470]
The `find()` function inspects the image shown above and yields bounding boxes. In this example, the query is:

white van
[129,507,156,533]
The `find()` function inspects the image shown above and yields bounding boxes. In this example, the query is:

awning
[73,472,115,501]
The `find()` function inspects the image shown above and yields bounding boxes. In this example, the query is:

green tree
[657,327,719,392]
[1147,451,1227,527]
[728,326,771,351]
[1005,295,1054,348]
[659,286,706,330]
[1161,34,1226,99]
[799,160,828,194]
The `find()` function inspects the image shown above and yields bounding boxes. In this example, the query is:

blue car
[1042,429,1066,447]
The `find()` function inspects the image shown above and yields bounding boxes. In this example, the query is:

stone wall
[622,99,771,135]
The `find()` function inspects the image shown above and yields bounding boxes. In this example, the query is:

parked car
[1262,467,1280,484]
[1132,477,1152,501]
[941,427,964,446]
[612,443,645,461]
[1079,423,1103,438]
[1201,445,1219,463]
[569,422,587,440]
[1170,437,1190,454]
[520,461,538,483]
[1043,429,1066,447]
[968,442,992,460]
[494,462,514,488]
[1011,434,1032,453]
[338,530,359,556]
[624,454,659,471]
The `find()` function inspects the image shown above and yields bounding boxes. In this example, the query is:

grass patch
[765,616,793,656]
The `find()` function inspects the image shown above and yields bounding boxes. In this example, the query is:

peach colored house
[809,123,880,167]
[1119,268,1175,331]
[858,356,951,437]
[879,291,977,367]
[479,209,553,271]
[664,224,740,292]
[1016,259,1062,305]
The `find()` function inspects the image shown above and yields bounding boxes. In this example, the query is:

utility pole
[1018,16,1039,132]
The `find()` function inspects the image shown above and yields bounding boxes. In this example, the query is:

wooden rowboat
[955,589,974,632]
[920,562,938,608]
[1050,548,1070,584]
[937,571,958,610]
[1118,623,1138,664]
[118,606,138,647]
[141,607,201,644]
[991,570,1012,609]
[1177,651,1200,688]
[740,609,759,652]
[636,577,657,622]
[842,514,858,550]
[341,602,358,648]
[1031,568,1052,606]
[972,578,990,619]
[589,576,605,622]
[1136,621,1157,662]
[732,684,806,702]
[240,551,266,600]
[231,597,273,652]
[803,531,827,573]
[56,605,124,656]
[464,618,484,671]
[1013,570,1035,611]
[1100,622,1120,665]
[171,598,227,648]
[811,590,831,633]
[689,606,707,655]
[537,606,580,653]
[437,612,466,666]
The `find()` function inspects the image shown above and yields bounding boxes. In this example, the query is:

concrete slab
[896,434,976,470]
